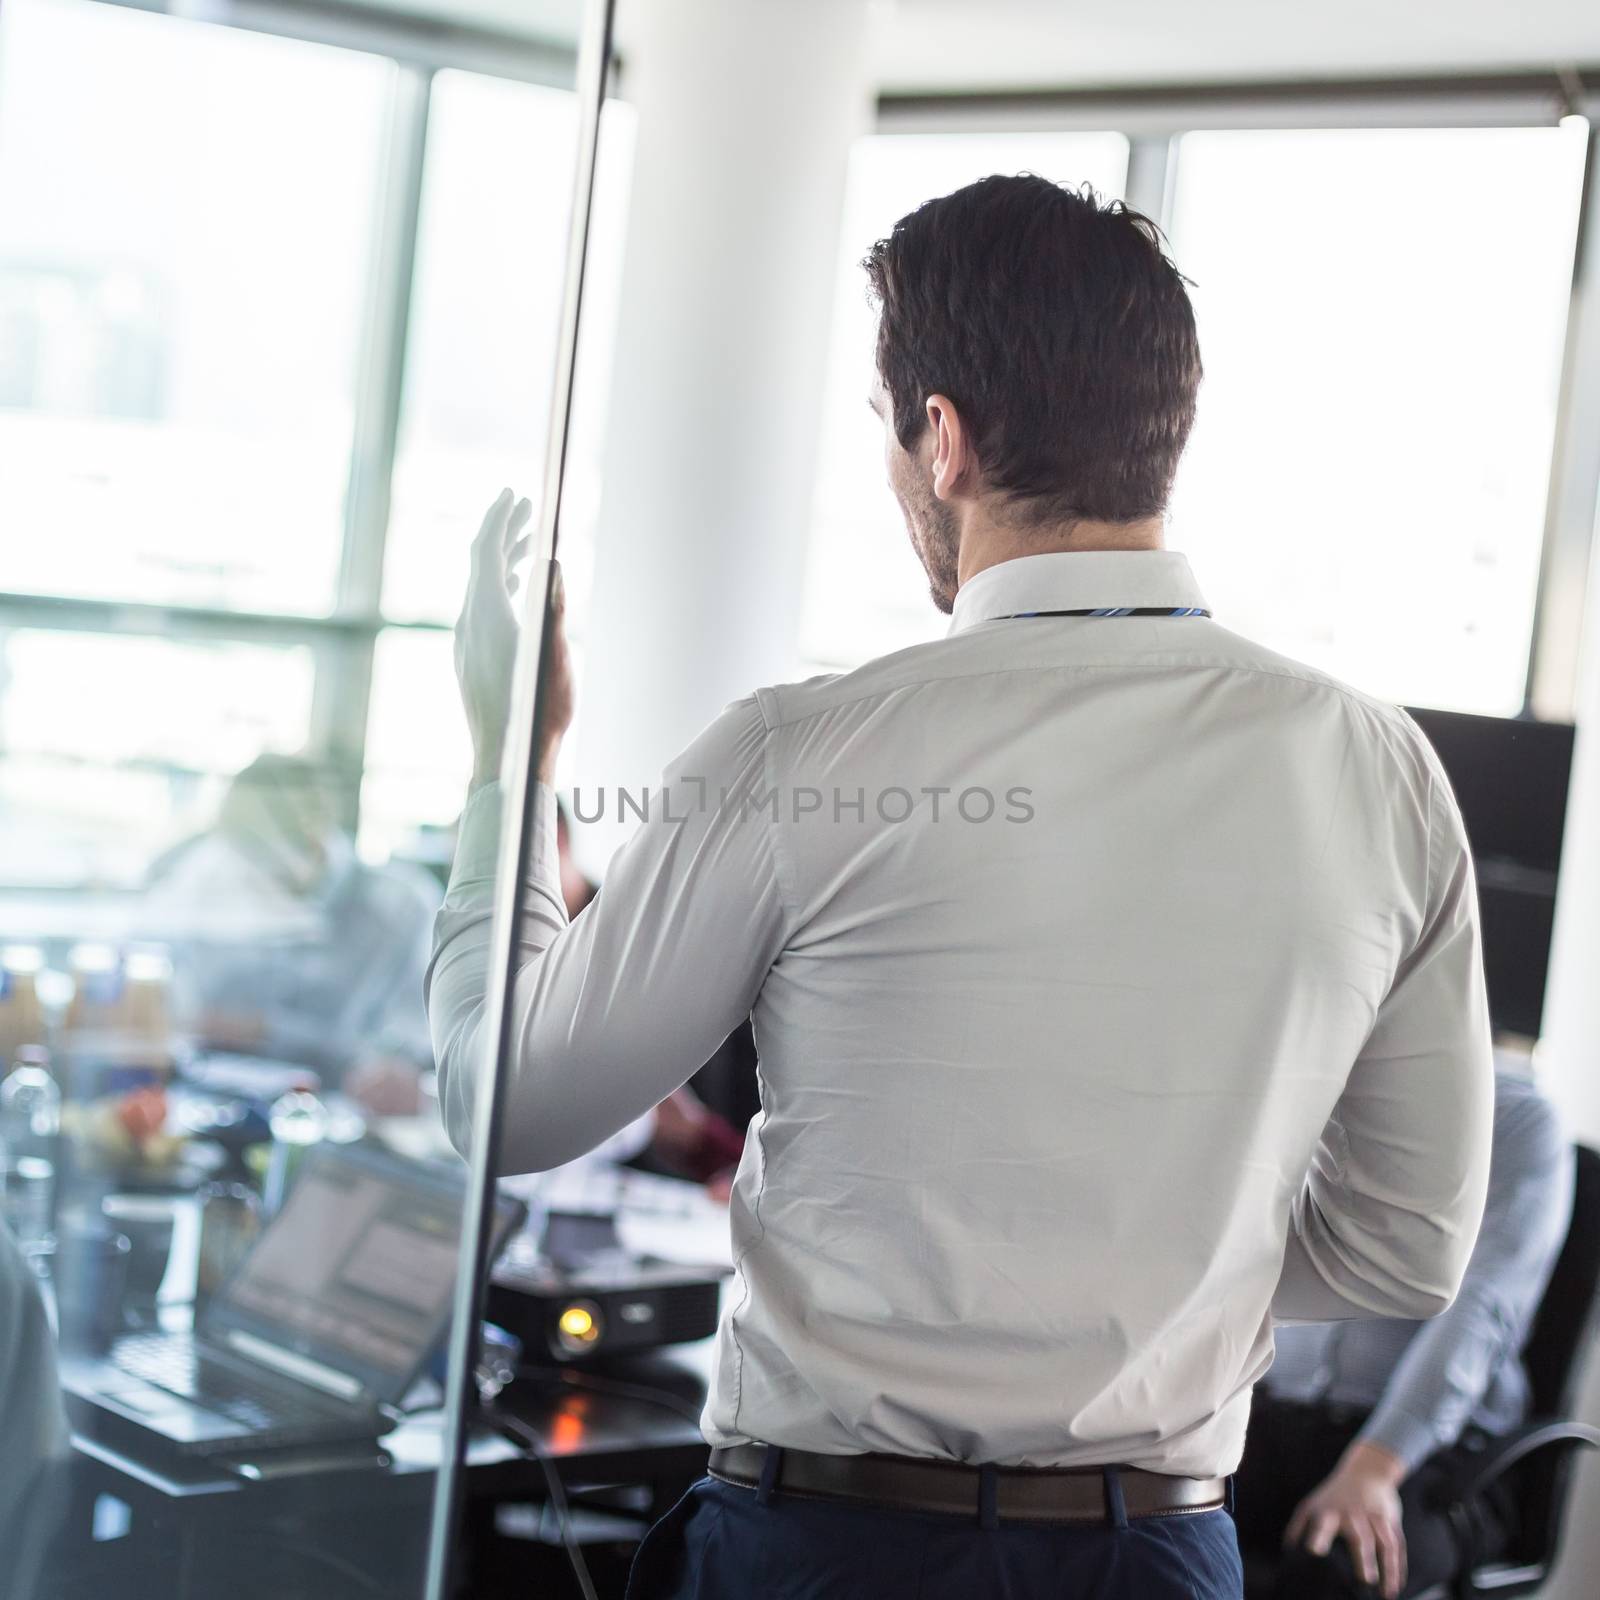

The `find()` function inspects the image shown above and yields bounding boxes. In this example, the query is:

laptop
[66,1141,521,1458]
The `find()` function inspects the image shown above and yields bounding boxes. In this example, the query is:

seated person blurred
[1,1218,69,1600]
[144,754,440,1115]
[557,800,750,1195]
[1233,1058,1573,1599]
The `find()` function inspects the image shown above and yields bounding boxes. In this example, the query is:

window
[0,630,315,887]
[384,71,579,627]
[359,627,471,866]
[366,76,635,851]
[798,132,1131,673]
[1167,125,1587,714]
[0,0,634,882]
[381,74,635,633]
[0,0,391,617]
[796,121,1591,713]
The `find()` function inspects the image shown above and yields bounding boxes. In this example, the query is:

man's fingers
[1378,1521,1407,1600]
[1304,1511,1338,1558]
[504,495,533,545]
[1342,1519,1378,1588]
[471,488,515,571]
[476,487,514,544]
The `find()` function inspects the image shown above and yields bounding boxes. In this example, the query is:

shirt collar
[947,550,1207,635]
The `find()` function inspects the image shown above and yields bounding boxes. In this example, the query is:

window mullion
[1122,133,1170,226]
[309,62,432,828]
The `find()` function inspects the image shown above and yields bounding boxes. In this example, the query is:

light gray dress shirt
[427,550,1494,1475]
[1265,1067,1572,1471]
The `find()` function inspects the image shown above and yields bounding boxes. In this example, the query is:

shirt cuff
[1356,1405,1444,1475]
[449,780,507,891]
[446,778,563,910]
[528,781,560,895]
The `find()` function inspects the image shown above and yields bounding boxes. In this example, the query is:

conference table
[49,1137,732,1599]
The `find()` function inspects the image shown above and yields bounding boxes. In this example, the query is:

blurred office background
[5,0,1600,1595]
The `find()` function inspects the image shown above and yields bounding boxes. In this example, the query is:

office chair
[1417,1142,1600,1598]
[1241,1143,1600,1600]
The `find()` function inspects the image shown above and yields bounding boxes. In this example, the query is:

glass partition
[0,0,599,1594]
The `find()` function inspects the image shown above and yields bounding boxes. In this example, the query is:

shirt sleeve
[1356,1090,1574,1471]
[1272,744,1495,1324]
[424,696,788,1173]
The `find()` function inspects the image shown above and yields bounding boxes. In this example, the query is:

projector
[488,1209,727,1364]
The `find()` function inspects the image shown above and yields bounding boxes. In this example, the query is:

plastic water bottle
[196,1172,262,1310]
[262,1085,328,1215]
[1,1047,61,1250]
[1,1046,60,1165]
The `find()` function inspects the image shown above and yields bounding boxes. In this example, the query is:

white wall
[570,0,873,868]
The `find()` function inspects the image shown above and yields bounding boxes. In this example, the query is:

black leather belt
[707,1443,1228,1525]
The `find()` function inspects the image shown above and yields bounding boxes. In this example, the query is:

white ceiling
[351,0,1600,91]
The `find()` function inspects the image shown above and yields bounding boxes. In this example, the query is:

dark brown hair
[863,174,1201,526]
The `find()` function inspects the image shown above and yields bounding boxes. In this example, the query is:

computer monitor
[1404,707,1575,1039]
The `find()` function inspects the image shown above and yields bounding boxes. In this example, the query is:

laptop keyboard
[114,1332,348,1435]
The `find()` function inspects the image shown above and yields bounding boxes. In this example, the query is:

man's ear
[925,393,975,502]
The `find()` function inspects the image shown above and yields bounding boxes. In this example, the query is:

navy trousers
[625,1470,1244,1599]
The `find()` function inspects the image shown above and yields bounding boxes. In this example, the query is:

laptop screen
[205,1142,517,1406]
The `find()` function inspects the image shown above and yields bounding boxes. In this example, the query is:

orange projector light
[553,1300,604,1354]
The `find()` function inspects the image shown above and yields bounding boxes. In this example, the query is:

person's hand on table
[345,1056,423,1116]
[1285,1439,1408,1599]
[455,488,575,790]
